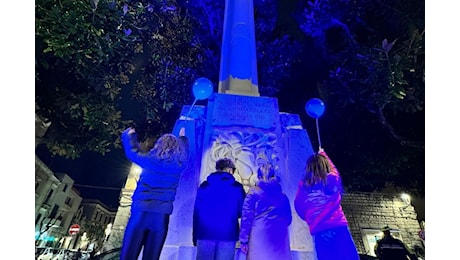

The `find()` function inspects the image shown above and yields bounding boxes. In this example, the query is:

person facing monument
[193,158,246,260]
[294,148,359,260]
[119,126,189,260]
[239,162,292,260]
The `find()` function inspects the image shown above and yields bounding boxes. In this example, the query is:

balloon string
[316,118,322,150]
[185,98,198,119]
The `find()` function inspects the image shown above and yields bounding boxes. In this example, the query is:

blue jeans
[120,210,170,260]
[196,240,236,260]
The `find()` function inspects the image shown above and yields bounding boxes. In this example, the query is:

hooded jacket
[239,179,292,260]
[193,171,246,244]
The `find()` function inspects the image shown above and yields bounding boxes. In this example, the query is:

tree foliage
[78,216,106,248]
[296,0,424,148]
[35,0,301,158]
[293,0,424,196]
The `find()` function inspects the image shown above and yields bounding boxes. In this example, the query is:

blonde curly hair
[151,134,188,164]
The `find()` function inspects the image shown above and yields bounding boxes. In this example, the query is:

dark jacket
[375,235,417,260]
[193,171,246,245]
[121,129,189,214]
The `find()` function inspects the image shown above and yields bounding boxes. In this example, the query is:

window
[65,197,72,206]
[63,184,68,192]
[44,189,54,204]
[49,205,59,219]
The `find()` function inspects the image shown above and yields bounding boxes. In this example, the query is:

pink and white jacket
[294,151,349,235]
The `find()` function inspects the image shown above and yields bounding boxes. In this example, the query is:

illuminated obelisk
[218,0,260,97]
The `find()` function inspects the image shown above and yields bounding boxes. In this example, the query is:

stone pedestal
[107,95,318,260]
[159,93,317,259]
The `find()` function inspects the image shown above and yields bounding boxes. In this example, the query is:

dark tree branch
[375,106,424,150]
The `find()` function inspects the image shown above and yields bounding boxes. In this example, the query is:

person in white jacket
[239,162,292,260]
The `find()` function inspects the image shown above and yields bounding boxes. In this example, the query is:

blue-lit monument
[108,0,317,259]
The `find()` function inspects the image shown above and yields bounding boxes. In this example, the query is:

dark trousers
[120,210,170,260]
[314,226,360,260]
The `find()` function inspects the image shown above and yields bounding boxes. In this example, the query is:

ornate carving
[202,129,279,190]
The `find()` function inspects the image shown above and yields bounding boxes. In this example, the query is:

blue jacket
[193,172,246,244]
[121,129,189,214]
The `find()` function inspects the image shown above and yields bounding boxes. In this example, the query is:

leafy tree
[36,0,134,158]
[78,216,106,249]
[36,0,303,158]
[36,0,207,158]
[293,0,424,196]
[295,0,424,148]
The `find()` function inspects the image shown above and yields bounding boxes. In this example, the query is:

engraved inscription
[212,94,278,129]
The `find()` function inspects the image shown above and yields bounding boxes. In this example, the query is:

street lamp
[401,193,411,206]
[400,192,411,213]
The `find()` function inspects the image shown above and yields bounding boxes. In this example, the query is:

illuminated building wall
[341,192,424,257]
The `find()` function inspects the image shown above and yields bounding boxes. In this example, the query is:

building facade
[35,113,119,252]
[342,192,424,257]
[35,156,83,247]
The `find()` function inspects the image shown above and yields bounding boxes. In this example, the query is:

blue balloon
[192,77,213,100]
[305,98,325,118]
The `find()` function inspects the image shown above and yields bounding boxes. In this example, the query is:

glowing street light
[401,193,411,205]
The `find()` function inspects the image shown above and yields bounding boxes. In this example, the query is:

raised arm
[318,148,339,177]
[121,127,151,167]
